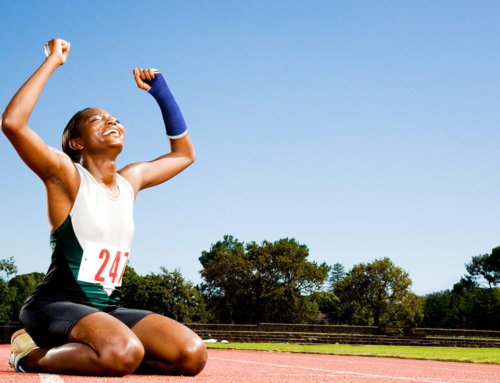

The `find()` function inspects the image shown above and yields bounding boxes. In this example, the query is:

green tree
[328,263,345,291]
[0,257,18,278]
[199,235,245,266]
[422,290,452,328]
[8,272,45,322]
[0,257,18,322]
[334,257,423,327]
[313,291,341,324]
[459,247,500,289]
[200,235,329,324]
[422,288,500,330]
[121,265,209,323]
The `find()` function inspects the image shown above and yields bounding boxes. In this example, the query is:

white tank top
[26,163,136,309]
[71,163,135,252]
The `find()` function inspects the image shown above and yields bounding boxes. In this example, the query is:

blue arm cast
[144,73,188,139]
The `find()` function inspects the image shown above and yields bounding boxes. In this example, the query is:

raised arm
[119,68,195,196]
[1,38,75,182]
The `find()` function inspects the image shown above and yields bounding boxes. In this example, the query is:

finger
[133,69,141,80]
[132,68,151,90]
[144,69,152,81]
[139,69,146,81]
[133,70,149,90]
[148,68,155,79]
[52,38,61,49]
[133,71,144,88]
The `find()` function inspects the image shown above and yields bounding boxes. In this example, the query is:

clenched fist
[45,38,70,66]
[133,68,159,91]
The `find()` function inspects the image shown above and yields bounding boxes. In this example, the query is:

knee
[100,336,145,376]
[176,337,208,376]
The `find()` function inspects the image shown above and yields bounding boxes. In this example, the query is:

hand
[133,68,159,91]
[45,38,70,66]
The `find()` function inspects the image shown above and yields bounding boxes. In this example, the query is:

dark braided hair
[61,108,91,163]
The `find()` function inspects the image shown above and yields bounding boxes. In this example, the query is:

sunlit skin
[70,109,126,198]
[1,38,207,376]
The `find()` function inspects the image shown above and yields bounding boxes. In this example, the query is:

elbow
[184,147,195,165]
[1,113,21,136]
[1,114,13,136]
[189,153,196,165]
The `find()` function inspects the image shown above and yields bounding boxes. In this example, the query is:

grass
[206,342,500,364]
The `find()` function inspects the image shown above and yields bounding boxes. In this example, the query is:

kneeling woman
[1,38,206,376]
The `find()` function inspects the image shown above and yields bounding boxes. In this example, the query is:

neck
[80,156,117,187]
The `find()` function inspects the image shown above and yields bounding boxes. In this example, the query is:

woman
[1,38,207,376]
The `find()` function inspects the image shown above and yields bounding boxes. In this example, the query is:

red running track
[0,344,499,383]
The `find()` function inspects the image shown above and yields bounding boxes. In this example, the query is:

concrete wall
[186,323,500,338]
[186,323,379,335]
[420,327,500,339]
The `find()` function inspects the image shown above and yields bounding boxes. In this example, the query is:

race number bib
[77,241,129,288]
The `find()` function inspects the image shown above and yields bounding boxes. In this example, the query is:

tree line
[1,236,500,330]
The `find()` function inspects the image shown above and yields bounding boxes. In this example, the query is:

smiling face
[69,108,126,160]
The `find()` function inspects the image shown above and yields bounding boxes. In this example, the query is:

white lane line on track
[213,350,499,375]
[210,357,456,383]
[417,366,499,375]
[267,374,484,383]
[295,356,499,375]
[39,373,66,383]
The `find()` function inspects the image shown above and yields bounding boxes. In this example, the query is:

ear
[69,139,84,152]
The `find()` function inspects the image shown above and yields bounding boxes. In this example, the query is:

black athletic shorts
[19,300,154,348]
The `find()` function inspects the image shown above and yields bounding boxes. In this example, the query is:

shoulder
[118,162,147,198]
[45,148,80,187]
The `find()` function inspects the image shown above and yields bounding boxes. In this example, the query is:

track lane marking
[39,373,66,383]
[266,374,484,382]
[218,350,499,375]
[210,357,457,382]
[294,355,500,375]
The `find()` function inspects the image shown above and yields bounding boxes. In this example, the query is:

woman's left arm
[119,68,195,196]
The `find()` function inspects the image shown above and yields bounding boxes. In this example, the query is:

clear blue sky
[1,1,500,295]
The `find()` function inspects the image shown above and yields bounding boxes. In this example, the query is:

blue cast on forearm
[144,73,188,139]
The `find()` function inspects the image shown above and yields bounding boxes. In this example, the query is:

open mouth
[102,128,120,136]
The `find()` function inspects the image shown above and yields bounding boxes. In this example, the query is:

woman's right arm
[1,38,74,182]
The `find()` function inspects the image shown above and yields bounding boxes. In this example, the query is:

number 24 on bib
[78,241,129,287]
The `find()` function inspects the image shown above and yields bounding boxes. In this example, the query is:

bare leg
[131,314,207,376]
[21,312,144,376]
